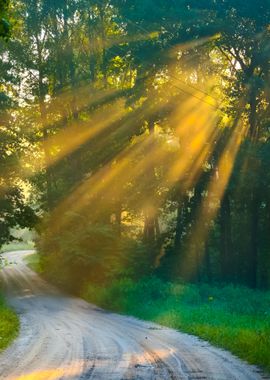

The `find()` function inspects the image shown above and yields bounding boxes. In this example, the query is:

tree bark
[143,206,156,243]
[220,192,234,282]
[204,240,212,283]
[249,191,259,288]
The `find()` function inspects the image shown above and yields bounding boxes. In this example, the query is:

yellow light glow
[180,120,247,279]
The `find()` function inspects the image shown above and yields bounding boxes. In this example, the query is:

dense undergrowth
[0,295,19,351]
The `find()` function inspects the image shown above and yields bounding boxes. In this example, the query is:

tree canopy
[1,0,270,289]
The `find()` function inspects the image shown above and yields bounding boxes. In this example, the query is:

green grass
[0,295,19,351]
[82,277,270,373]
[24,253,43,274]
[0,241,35,253]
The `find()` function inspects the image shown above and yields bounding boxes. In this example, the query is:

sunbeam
[179,119,248,279]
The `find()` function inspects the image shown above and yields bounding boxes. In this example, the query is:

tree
[0,0,10,39]
[2,0,270,289]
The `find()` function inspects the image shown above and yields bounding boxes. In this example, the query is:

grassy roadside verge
[83,278,270,372]
[0,296,19,351]
[0,250,20,351]
[26,252,270,373]
[24,252,42,274]
[0,241,35,253]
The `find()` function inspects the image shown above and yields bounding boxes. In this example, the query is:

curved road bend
[0,251,268,380]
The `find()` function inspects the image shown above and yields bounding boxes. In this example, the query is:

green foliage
[1,241,34,253]
[0,294,19,351]
[7,1,267,326]
[0,0,10,39]
[0,228,35,253]
[0,188,37,247]
[83,276,169,310]
[2,1,270,369]
[23,252,42,273]
[37,212,154,292]
[83,277,270,371]
[0,85,37,249]
[9,0,270,290]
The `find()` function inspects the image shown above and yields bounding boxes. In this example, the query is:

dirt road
[0,251,268,380]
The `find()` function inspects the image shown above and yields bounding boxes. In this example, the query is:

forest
[1,0,270,373]
[1,0,269,289]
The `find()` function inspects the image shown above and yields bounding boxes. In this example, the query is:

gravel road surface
[0,251,268,380]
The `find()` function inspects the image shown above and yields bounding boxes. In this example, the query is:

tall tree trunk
[174,196,186,250]
[247,81,259,288]
[143,206,156,243]
[204,240,212,283]
[220,192,234,282]
[249,88,258,141]
[249,191,259,288]
[115,202,122,236]
[186,183,203,282]
[155,216,160,238]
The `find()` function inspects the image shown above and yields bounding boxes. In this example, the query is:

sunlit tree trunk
[142,119,160,264]
[174,197,185,250]
[155,216,160,238]
[115,202,122,236]
[143,206,156,243]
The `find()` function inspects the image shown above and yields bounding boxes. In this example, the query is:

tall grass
[0,295,19,351]
[83,277,270,372]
